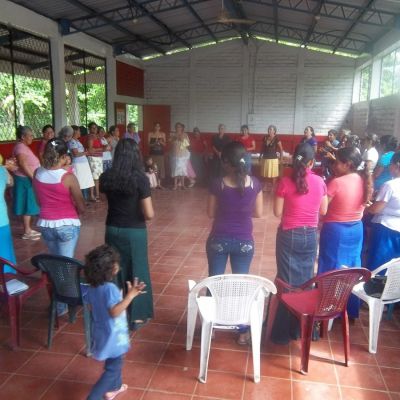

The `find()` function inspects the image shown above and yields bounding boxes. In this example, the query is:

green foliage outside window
[0,72,53,141]
[360,65,371,102]
[127,104,139,127]
[380,49,400,98]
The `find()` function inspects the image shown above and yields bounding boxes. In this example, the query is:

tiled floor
[1,187,400,399]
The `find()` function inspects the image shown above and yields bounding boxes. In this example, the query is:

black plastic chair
[31,254,91,356]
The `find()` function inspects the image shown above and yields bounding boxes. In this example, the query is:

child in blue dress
[84,244,146,400]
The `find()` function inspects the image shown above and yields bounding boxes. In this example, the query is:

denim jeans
[40,225,80,315]
[206,236,254,276]
[271,226,317,344]
[40,225,80,258]
[87,356,123,400]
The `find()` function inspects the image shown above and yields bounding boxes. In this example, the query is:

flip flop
[104,384,128,400]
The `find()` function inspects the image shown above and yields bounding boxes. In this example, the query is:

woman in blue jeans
[206,141,263,343]
[33,137,85,314]
[271,144,327,345]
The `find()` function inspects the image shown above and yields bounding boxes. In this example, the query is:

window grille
[64,46,107,130]
[0,24,53,141]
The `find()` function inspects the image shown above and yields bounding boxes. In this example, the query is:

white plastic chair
[186,274,277,383]
[352,257,400,354]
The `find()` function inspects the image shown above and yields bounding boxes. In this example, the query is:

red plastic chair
[274,268,371,375]
[0,257,48,349]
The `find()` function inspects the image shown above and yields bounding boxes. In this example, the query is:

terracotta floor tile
[380,367,400,392]
[59,355,103,383]
[195,370,245,399]
[243,376,291,400]
[292,381,340,400]
[143,391,192,399]
[0,348,34,372]
[0,372,11,387]
[336,363,386,390]
[340,387,391,400]
[160,343,200,368]
[149,365,197,394]
[261,339,290,355]
[152,308,185,325]
[248,354,291,379]
[126,340,168,364]
[134,323,176,342]
[291,358,337,384]
[378,330,400,349]
[330,341,377,366]
[208,348,249,374]
[44,332,86,355]
[376,348,400,368]
[0,375,53,400]
[17,352,74,378]
[151,272,175,284]
[162,283,190,297]
[122,361,157,388]
[155,295,187,310]
[40,380,93,400]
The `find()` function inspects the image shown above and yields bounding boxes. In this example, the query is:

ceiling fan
[217,0,255,25]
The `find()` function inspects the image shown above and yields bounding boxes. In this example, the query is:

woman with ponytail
[318,146,371,319]
[271,143,327,345]
[206,141,263,344]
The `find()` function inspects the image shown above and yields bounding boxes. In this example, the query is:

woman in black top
[100,139,154,329]
[211,124,231,179]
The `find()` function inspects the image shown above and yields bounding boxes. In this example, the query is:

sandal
[104,384,128,400]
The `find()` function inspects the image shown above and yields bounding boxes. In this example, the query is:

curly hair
[84,244,120,287]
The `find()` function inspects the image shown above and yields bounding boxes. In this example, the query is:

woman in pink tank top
[33,138,85,259]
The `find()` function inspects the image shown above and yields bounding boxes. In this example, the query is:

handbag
[364,275,387,298]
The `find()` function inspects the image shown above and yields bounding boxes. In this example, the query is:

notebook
[6,279,29,295]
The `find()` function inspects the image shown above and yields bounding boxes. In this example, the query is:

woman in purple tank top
[206,141,263,344]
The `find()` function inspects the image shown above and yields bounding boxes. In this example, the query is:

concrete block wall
[350,95,400,137]
[144,39,356,135]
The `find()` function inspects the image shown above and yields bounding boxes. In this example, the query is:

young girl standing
[84,244,146,400]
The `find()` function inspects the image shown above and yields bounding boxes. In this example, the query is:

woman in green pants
[99,139,154,330]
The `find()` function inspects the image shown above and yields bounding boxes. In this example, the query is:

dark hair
[221,141,247,193]
[305,126,315,137]
[42,138,68,168]
[336,147,372,203]
[99,139,144,194]
[240,125,249,133]
[347,134,360,149]
[97,126,105,133]
[16,125,32,140]
[127,122,136,130]
[292,143,315,194]
[79,125,88,136]
[381,135,398,152]
[88,122,97,130]
[71,125,79,132]
[391,151,400,165]
[328,129,337,137]
[42,124,54,133]
[108,125,117,135]
[364,133,379,147]
[84,244,120,287]
[267,125,277,134]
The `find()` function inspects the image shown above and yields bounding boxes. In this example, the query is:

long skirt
[105,226,153,326]
[72,161,94,190]
[318,221,363,318]
[367,222,400,271]
[271,226,317,344]
[171,153,189,177]
[191,153,205,182]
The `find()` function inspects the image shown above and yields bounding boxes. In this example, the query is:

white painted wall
[144,39,356,134]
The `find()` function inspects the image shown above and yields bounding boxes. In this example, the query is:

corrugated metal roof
[7,0,400,58]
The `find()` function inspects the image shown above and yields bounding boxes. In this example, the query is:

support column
[241,44,250,127]
[106,49,116,127]
[293,49,305,134]
[50,35,66,130]
[188,51,197,130]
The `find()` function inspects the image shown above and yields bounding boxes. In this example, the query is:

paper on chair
[6,279,29,295]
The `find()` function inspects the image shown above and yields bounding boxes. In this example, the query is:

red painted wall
[116,61,144,98]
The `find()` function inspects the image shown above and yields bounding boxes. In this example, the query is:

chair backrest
[378,258,400,301]
[31,254,84,306]
[0,257,17,298]
[190,274,277,325]
[313,268,371,317]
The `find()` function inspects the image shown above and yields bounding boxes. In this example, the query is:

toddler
[83,244,146,400]
[144,156,163,189]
